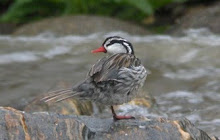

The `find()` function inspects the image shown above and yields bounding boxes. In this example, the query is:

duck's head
[92,36,134,55]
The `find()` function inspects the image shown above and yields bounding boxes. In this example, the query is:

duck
[41,36,148,120]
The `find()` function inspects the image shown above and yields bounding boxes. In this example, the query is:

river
[0,28,219,136]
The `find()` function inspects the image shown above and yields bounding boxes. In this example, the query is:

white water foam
[104,28,220,47]
[0,28,219,65]
[200,119,220,125]
[0,46,71,64]
[162,90,203,104]
[43,46,71,59]
[0,51,39,64]
[164,67,220,80]
[178,49,199,63]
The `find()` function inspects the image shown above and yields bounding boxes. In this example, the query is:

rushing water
[0,28,219,136]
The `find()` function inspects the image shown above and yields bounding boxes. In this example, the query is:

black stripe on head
[122,41,134,55]
[102,36,134,54]
[102,36,114,46]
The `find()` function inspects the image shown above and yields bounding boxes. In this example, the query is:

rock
[169,1,220,34]
[0,107,85,140]
[0,23,17,34]
[13,15,150,36]
[0,107,216,140]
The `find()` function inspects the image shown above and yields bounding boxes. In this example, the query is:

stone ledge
[0,107,217,140]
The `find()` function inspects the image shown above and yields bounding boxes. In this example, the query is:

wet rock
[0,107,85,140]
[170,1,220,34]
[13,15,150,36]
[86,117,213,140]
[0,107,215,140]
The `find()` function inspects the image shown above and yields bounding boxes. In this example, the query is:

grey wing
[88,53,138,83]
[88,55,109,77]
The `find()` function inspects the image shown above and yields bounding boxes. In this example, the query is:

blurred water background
[0,28,219,136]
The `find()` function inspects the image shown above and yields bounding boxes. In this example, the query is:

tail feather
[41,89,72,100]
[41,88,79,103]
[55,92,81,102]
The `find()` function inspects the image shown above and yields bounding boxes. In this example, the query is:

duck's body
[42,36,148,120]
[74,53,147,105]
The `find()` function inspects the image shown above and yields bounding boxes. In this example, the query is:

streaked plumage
[42,36,148,120]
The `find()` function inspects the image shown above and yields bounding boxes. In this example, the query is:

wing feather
[88,53,139,82]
